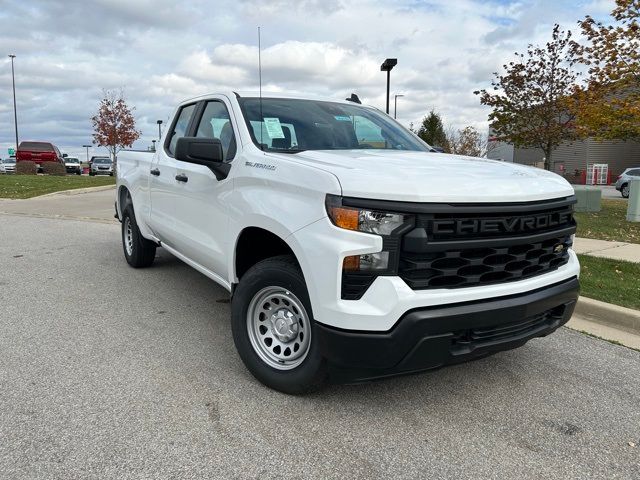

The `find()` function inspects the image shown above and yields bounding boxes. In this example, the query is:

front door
[150,98,237,281]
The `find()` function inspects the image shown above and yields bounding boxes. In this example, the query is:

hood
[278,150,574,203]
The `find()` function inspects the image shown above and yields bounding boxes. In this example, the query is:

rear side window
[167,104,197,156]
[628,169,640,177]
[18,142,53,152]
[194,101,237,161]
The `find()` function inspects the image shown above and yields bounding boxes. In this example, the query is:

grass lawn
[0,175,115,199]
[574,199,640,244]
[578,254,640,310]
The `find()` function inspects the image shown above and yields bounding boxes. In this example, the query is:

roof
[180,90,363,106]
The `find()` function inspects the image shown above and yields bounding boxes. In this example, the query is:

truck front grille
[398,197,576,291]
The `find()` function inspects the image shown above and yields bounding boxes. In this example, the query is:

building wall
[509,138,640,179]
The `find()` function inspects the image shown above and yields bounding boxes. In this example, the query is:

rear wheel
[622,184,630,198]
[231,255,326,394]
[121,204,156,268]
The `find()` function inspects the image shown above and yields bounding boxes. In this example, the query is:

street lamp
[82,144,91,163]
[8,54,18,150]
[394,94,404,119]
[380,58,397,115]
[151,139,157,152]
[156,120,163,140]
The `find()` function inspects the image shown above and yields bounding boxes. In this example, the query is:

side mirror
[62,153,68,158]
[175,137,223,164]
[175,137,230,180]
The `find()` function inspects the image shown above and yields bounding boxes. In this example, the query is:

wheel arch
[233,227,303,284]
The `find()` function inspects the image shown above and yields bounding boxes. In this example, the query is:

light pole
[380,58,397,115]
[82,144,91,163]
[151,139,156,152]
[156,120,163,140]
[394,94,404,119]
[8,54,18,150]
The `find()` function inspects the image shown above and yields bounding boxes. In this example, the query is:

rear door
[148,102,198,246]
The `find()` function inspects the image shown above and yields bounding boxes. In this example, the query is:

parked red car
[16,141,65,172]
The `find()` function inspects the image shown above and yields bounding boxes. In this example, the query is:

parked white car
[64,157,82,175]
[116,92,580,393]
[0,158,16,174]
[614,167,640,198]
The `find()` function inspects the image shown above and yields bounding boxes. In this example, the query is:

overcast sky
[0,0,613,159]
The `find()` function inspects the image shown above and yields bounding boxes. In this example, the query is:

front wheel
[231,255,327,394]
[622,184,630,198]
[121,204,156,268]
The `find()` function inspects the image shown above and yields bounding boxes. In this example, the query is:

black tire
[231,255,327,394]
[121,204,156,268]
[89,172,94,176]
[622,184,630,198]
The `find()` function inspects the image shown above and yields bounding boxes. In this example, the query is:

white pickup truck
[116,92,579,393]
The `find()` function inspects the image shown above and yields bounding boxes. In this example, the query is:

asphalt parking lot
[1,194,639,479]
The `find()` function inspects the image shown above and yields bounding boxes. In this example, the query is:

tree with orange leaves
[573,0,640,140]
[91,89,141,166]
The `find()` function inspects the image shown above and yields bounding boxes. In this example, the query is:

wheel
[121,204,156,268]
[89,172,94,176]
[622,184,630,198]
[231,255,326,394]
[76,171,81,175]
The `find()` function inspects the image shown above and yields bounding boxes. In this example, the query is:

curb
[575,296,640,335]
[35,185,116,198]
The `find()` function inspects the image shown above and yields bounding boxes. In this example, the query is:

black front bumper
[316,277,579,382]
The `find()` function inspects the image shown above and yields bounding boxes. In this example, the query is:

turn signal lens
[343,255,361,271]
[333,207,359,231]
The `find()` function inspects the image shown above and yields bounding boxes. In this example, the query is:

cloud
[0,0,606,159]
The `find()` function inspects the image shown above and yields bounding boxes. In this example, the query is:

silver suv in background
[615,168,640,198]
[89,157,113,176]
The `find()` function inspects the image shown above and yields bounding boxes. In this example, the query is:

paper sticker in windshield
[334,115,351,122]
[263,117,285,139]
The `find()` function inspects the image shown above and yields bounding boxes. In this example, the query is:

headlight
[326,195,414,278]
[325,194,409,235]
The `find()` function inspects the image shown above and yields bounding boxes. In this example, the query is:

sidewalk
[573,237,640,263]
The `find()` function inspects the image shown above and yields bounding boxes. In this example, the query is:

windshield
[2,158,15,164]
[18,142,53,152]
[66,158,79,163]
[237,97,430,153]
[93,158,111,164]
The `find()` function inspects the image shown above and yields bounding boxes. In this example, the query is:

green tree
[572,0,640,140]
[474,25,580,171]
[416,110,450,151]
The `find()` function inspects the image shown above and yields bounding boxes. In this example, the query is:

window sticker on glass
[263,117,285,139]
[334,115,352,122]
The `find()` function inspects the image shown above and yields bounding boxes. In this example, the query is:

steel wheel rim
[124,218,134,256]
[623,185,629,197]
[247,286,312,370]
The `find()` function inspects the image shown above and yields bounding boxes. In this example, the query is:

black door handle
[175,173,188,183]
[150,168,160,176]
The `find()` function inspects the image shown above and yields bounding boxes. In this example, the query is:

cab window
[167,104,197,156]
[194,101,237,161]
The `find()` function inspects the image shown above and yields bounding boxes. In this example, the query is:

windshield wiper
[267,148,306,154]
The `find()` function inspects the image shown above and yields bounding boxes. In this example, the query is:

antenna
[258,26,264,151]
